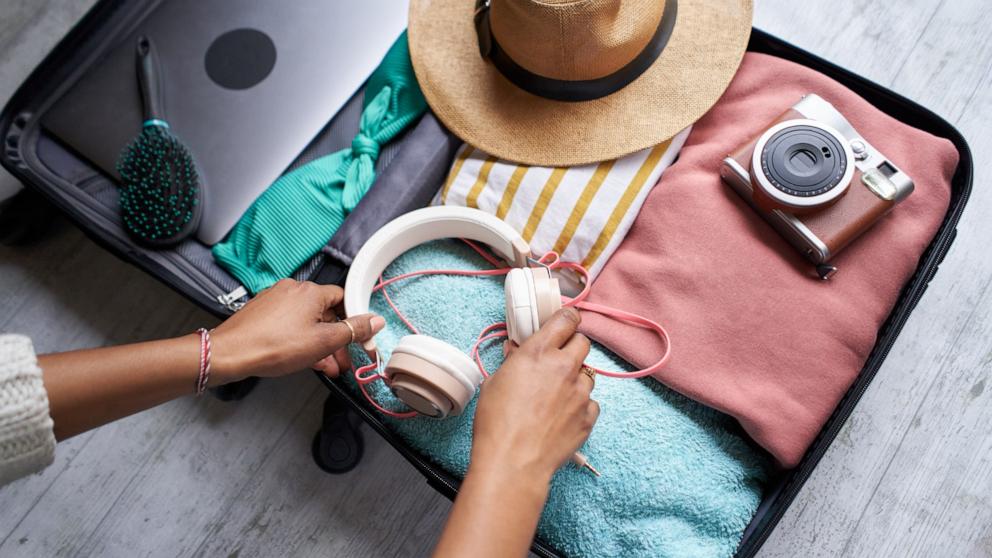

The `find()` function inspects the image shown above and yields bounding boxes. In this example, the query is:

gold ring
[581,365,596,383]
[342,320,356,344]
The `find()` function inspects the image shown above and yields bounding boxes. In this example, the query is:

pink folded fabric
[580,53,957,468]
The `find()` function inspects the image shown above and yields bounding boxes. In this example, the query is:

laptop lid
[44,0,409,245]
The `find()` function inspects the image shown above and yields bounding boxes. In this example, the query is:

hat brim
[409,0,752,167]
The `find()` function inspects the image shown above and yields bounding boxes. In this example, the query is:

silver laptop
[44,0,409,244]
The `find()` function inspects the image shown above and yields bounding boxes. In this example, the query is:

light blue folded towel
[346,240,770,558]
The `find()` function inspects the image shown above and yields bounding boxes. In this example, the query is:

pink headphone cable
[350,240,671,417]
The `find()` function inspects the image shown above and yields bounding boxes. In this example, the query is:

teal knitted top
[213,32,427,293]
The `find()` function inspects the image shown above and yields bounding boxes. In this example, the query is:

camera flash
[862,168,898,201]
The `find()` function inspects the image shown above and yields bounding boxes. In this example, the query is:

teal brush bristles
[116,121,200,246]
[116,35,202,247]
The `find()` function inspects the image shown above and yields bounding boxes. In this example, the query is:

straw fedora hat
[408,0,752,167]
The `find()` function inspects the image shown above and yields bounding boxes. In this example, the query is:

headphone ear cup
[385,335,483,418]
[530,267,562,328]
[505,267,563,345]
[505,268,537,345]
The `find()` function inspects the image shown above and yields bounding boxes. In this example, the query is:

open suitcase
[0,2,973,556]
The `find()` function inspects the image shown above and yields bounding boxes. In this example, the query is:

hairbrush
[116,35,201,247]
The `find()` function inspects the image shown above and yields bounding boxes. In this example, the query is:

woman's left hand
[209,279,385,385]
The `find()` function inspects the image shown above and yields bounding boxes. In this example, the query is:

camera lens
[759,124,848,198]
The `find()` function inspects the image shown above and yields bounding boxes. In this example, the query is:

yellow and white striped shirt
[435,127,691,280]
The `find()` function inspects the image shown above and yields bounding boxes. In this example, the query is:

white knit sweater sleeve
[0,334,55,486]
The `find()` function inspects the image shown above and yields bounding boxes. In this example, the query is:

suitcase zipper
[13,164,251,314]
[217,286,248,312]
[11,167,249,315]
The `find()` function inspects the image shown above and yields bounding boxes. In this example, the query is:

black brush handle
[135,35,165,123]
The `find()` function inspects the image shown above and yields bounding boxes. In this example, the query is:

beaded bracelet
[195,328,212,395]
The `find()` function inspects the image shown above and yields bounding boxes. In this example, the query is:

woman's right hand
[471,307,598,481]
[434,308,598,558]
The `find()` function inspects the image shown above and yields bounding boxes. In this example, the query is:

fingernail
[370,315,386,333]
[561,307,580,323]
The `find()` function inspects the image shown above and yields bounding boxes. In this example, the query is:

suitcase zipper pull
[218,285,249,311]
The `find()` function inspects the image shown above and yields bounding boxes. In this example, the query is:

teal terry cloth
[213,32,427,294]
[347,240,771,558]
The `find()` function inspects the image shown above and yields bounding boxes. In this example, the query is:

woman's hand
[39,278,383,440]
[471,307,598,481]
[210,279,384,385]
[434,307,598,558]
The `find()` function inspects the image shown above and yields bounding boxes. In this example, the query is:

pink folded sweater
[580,53,957,468]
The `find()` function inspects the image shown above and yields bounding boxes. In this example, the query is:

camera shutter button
[850,139,869,160]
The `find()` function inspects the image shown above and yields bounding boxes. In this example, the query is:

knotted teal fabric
[213,32,427,293]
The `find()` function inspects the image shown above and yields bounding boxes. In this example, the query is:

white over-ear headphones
[344,206,563,418]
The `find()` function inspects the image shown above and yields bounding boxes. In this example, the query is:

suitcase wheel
[312,394,364,474]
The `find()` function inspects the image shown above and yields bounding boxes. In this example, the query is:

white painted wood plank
[191,395,450,558]
[0,431,93,539]
[752,0,945,87]
[33,375,326,558]
[0,0,98,203]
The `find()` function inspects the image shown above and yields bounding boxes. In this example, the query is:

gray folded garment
[321,112,461,269]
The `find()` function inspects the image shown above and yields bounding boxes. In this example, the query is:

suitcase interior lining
[25,81,407,311]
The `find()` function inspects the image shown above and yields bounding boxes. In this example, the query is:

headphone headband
[344,206,531,352]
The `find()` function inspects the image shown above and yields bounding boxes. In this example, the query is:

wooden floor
[1,0,989,556]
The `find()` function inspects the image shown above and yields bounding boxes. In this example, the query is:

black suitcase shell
[0,2,972,556]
